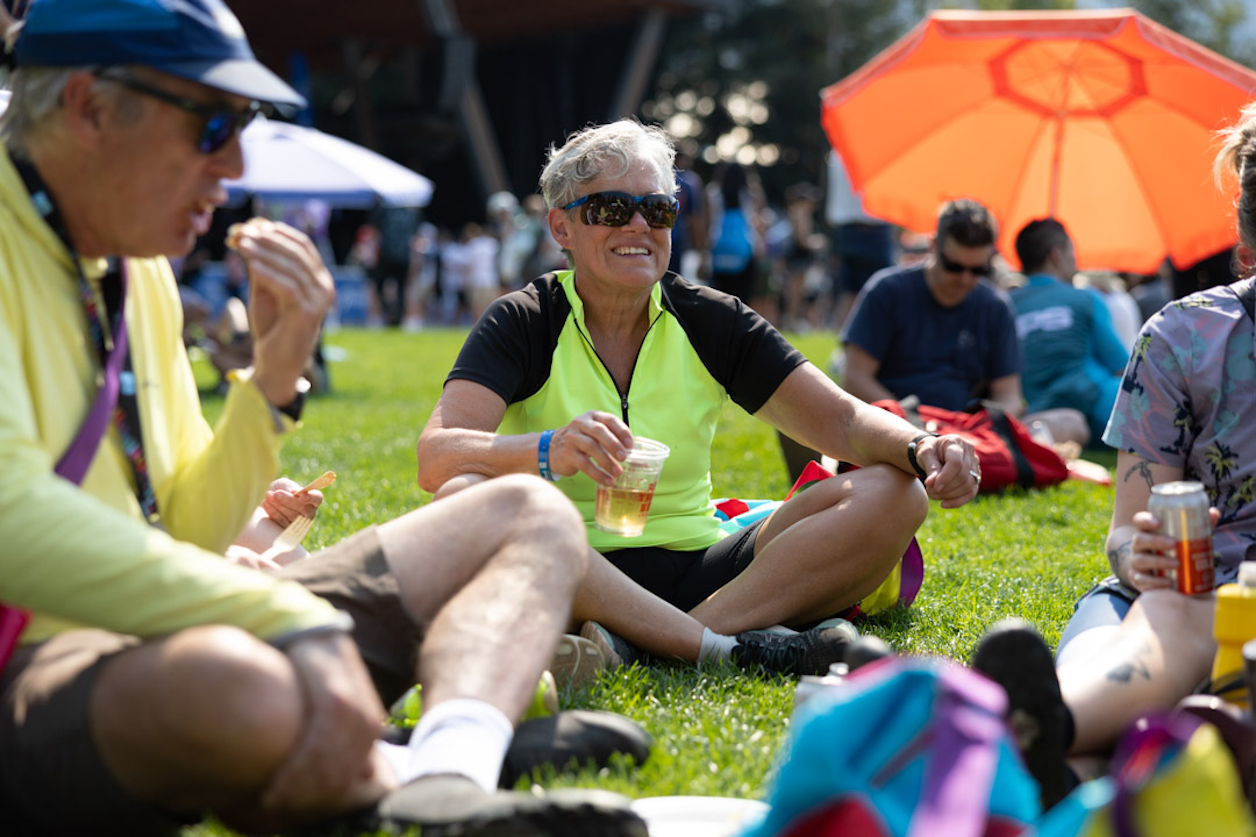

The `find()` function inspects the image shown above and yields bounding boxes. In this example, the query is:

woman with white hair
[418,119,982,679]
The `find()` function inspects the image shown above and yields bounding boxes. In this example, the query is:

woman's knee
[1135,590,1217,660]
[849,464,928,529]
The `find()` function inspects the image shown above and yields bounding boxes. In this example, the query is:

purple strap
[0,280,129,673]
[54,307,128,484]
[908,664,1009,837]
[1110,713,1201,837]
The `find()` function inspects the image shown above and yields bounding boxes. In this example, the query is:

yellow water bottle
[1211,560,1256,707]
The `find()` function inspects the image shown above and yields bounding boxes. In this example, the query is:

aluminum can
[1148,481,1214,595]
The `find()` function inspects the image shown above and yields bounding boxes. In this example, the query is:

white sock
[374,698,513,792]
[699,627,739,662]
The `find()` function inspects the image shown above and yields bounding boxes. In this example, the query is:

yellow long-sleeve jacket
[0,146,338,646]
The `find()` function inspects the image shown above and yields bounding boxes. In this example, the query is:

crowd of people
[3,1,1256,836]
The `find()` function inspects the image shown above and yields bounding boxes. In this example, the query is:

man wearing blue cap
[0,2,645,835]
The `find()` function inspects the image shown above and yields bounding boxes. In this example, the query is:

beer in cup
[594,437,670,537]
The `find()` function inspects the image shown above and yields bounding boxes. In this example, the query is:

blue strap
[537,429,560,481]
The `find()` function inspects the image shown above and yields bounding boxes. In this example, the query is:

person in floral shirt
[968,101,1256,810]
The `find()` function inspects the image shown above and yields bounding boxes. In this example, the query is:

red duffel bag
[872,397,1069,493]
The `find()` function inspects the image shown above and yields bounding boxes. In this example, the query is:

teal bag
[742,657,1039,837]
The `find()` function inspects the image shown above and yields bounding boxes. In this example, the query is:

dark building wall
[296,24,641,231]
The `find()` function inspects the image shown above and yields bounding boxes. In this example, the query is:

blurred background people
[708,161,773,319]
[1009,218,1127,447]
[668,150,709,281]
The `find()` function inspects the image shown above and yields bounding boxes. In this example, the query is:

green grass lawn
[185,327,1117,836]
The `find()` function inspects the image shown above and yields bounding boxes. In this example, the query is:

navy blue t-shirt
[842,264,1020,411]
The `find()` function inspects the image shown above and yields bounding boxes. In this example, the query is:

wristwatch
[906,432,937,480]
[275,376,311,423]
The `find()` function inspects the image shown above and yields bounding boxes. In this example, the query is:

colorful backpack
[1038,712,1256,837]
[741,656,1040,837]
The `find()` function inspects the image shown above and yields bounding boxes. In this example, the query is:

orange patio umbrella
[820,9,1256,273]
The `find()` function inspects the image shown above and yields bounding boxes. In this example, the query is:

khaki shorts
[0,525,421,836]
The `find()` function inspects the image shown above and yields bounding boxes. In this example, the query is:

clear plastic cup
[594,437,670,537]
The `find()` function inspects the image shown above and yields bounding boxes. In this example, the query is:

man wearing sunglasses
[842,199,1028,418]
[420,120,982,683]
[0,1,647,836]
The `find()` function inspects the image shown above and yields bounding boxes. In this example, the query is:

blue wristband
[538,429,560,481]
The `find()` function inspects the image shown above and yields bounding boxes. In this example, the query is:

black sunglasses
[95,71,262,155]
[562,191,680,230]
[937,252,994,277]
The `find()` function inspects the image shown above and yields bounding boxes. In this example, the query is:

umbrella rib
[1100,118,1172,266]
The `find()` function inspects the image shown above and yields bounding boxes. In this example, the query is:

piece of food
[297,470,337,494]
[225,218,266,250]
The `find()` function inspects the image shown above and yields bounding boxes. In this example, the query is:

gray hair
[2,66,142,158]
[539,119,676,210]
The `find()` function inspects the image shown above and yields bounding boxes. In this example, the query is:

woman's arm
[754,362,980,509]
[1107,450,1183,589]
[416,380,634,494]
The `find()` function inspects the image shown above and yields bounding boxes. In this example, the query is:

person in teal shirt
[1010,219,1129,445]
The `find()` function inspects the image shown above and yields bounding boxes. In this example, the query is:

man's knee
[488,474,584,533]
[97,625,300,769]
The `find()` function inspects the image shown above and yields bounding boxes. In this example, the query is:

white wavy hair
[539,118,676,210]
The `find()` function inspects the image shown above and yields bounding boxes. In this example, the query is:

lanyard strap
[14,159,159,522]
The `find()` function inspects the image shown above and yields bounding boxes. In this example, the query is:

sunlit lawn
[185,326,1117,836]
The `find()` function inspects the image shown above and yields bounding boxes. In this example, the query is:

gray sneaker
[579,621,643,670]
[377,773,647,836]
[549,633,610,692]
[731,619,859,677]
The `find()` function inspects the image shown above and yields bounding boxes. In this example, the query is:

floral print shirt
[1103,283,1256,583]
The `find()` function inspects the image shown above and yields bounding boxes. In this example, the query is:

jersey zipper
[572,309,664,424]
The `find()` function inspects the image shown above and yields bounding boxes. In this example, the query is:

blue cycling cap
[14,0,305,110]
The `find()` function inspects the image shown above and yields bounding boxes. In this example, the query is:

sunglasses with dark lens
[937,252,994,277]
[562,191,680,230]
[95,71,263,155]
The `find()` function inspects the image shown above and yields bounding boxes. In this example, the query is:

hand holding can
[1148,481,1214,595]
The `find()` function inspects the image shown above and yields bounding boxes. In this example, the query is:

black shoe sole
[971,618,1070,809]
[500,710,652,788]
[383,789,648,837]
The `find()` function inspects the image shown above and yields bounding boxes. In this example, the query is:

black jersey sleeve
[660,275,807,414]
[445,275,567,404]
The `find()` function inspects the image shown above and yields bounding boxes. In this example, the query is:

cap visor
[160,58,306,112]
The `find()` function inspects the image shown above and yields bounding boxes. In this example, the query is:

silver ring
[970,470,981,482]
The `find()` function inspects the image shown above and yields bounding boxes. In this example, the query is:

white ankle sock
[699,627,739,662]
[374,697,513,792]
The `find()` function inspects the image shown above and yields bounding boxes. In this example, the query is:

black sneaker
[579,621,644,670]
[843,634,895,671]
[970,618,1072,810]
[500,709,653,788]
[376,773,647,836]
[730,619,859,676]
